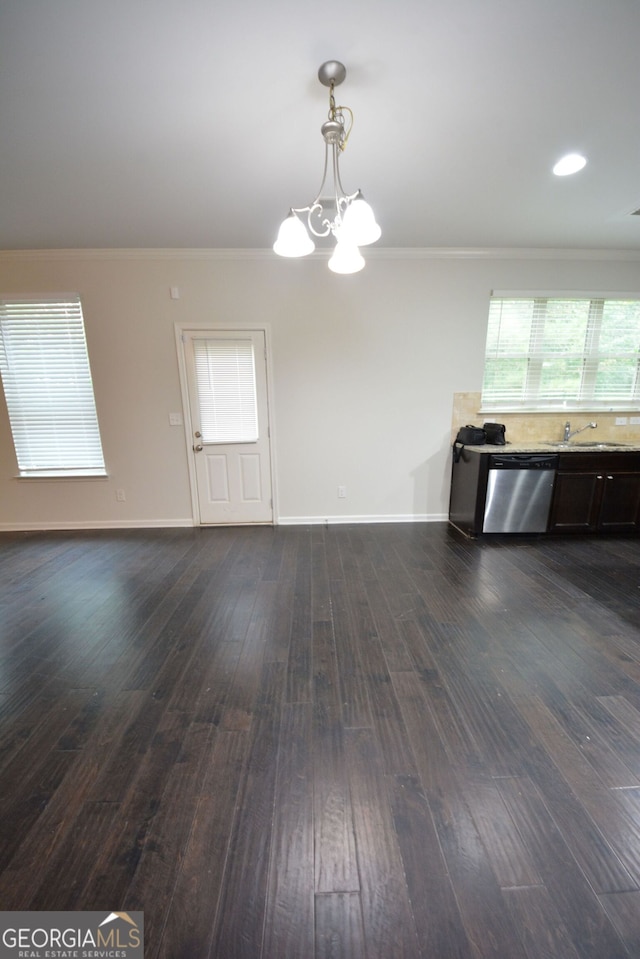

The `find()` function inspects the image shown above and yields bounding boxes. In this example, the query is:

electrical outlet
[337,485,347,498]
[116,489,126,502]
[615,416,628,425]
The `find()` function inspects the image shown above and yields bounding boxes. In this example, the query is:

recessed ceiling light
[553,153,587,176]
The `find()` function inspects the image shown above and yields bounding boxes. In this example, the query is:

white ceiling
[2,0,640,253]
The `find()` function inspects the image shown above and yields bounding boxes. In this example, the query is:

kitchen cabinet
[449,447,640,537]
[548,452,640,533]
[448,448,488,536]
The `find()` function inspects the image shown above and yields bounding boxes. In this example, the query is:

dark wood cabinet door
[598,472,640,531]
[548,471,602,531]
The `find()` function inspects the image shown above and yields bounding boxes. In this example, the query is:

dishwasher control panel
[488,453,559,470]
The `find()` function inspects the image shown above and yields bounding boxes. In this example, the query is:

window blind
[193,337,259,443]
[482,296,640,410]
[0,296,106,474]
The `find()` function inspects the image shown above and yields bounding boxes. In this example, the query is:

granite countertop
[458,442,640,453]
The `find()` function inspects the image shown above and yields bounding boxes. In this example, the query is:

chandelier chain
[328,82,336,118]
[327,81,352,153]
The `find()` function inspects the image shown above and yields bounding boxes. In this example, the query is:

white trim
[15,471,109,480]
[2,247,640,262]
[492,289,640,298]
[174,322,277,527]
[277,513,446,526]
[0,514,448,531]
[174,326,202,524]
[0,519,194,531]
[366,249,640,262]
[0,513,448,533]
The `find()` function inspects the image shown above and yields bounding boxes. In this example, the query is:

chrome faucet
[563,420,597,441]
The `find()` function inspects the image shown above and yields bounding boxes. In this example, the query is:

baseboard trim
[0,519,195,532]
[277,513,447,526]
[0,513,450,532]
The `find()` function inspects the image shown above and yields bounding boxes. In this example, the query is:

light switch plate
[169,412,183,426]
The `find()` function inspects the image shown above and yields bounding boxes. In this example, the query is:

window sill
[16,471,109,480]
[480,406,640,414]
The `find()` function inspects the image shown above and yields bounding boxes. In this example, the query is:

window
[481,295,640,411]
[0,295,106,476]
[192,337,259,443]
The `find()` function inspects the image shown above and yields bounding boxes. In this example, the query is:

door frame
[175,322,278,526]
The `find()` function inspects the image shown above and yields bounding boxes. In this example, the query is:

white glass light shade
[273,212,315,257]
[552,153,587,176]
[340,191,381,246]
[328,240,365,274]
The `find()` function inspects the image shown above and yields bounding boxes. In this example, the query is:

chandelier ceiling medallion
[273,61,381,274]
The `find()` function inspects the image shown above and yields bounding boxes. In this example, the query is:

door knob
[193,444,203,452]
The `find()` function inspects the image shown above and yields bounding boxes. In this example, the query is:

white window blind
[482,295,640,411]
[193,337,259,443]
[0,295,106,475]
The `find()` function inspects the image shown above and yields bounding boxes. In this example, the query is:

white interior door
[182,329,273,525]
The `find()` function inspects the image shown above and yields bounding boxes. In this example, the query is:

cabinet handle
[596,475,603,480]
[607,475,613,480]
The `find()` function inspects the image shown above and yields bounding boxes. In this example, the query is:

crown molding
[367,247,640,261]
[0,246,640,262]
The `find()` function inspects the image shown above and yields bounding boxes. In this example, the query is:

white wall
[1,249,639,529]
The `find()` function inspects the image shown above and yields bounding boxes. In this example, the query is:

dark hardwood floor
[1,523,640,958]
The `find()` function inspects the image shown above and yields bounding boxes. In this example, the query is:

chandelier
[273,61,381,274]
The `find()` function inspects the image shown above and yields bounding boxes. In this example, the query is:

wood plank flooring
[1,523,640,957]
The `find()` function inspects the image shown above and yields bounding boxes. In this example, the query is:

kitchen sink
[546,441,631,448]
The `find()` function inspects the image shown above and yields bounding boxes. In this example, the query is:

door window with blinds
[192,337,259,443]
[481,295,640,411]
[0,295,106,475]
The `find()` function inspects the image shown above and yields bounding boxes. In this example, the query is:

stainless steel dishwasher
[482,453,559,533]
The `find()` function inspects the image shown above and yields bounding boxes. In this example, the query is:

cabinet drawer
[557,451,640,471]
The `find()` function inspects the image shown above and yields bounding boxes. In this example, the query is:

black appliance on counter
[449,448,559,536]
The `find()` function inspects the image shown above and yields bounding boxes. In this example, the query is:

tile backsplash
[451,392,640,445]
